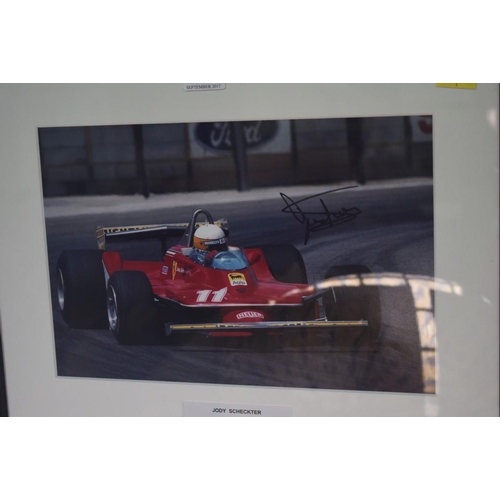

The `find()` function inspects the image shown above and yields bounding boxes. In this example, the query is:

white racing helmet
[193,224,228,252]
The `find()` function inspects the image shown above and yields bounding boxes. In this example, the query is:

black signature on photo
[280,186,361,244]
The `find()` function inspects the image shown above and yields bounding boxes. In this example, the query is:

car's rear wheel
[56,250,108,329]
[107,271,163,345]
[323,265,381,349]
[259,244,308,284]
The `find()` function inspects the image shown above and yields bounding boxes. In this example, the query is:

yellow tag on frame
[436,83,477,90]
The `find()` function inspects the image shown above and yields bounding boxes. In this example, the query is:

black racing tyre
[259,244,308,284]
[257,245,311,346]
[107,271,163,345]
[323,265,381,348]
[56,250,108,329]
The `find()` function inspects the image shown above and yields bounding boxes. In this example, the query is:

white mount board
[0,83,498,416]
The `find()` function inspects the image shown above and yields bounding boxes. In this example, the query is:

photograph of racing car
[57,208,380,348]
[41,115,439,393]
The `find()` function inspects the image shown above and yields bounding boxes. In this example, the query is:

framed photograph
[41,115,435,395]
[0,84,497,415]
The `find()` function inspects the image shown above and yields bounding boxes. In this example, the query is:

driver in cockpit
[190,224,228,265]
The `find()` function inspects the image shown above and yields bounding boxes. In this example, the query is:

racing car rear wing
[96,219,229,250]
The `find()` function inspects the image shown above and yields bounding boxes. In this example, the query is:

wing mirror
[246,250,261,265]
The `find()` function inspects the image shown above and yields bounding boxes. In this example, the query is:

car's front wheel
[258,244,312,345]
[107,271,163,345]
[323,265,381,349]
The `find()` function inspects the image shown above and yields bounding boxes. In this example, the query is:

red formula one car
[56,209,381,347]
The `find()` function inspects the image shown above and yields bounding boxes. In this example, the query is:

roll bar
[179,209,215,247]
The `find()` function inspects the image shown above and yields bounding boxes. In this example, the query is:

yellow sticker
[436,83,477,90]
[228,272,247,286]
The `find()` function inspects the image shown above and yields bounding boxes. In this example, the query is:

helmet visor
[204,237,228,252]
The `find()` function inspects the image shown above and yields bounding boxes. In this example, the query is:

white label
[183,83,226,92]
[236,311,264,320]
[183,401,292,417]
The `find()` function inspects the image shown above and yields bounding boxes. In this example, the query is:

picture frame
[0,83,498,415]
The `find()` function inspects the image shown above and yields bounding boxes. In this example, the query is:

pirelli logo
[228,273,247,286]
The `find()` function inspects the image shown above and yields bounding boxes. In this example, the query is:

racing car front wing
[168,320,368,333]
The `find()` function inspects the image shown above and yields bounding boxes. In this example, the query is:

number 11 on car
[196,287,228,303]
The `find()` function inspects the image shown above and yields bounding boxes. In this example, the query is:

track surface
[45,184,434,393]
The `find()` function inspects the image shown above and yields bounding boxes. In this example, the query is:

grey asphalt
[45,183,434,393]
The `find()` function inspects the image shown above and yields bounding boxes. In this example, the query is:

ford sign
[195,121,279,153]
